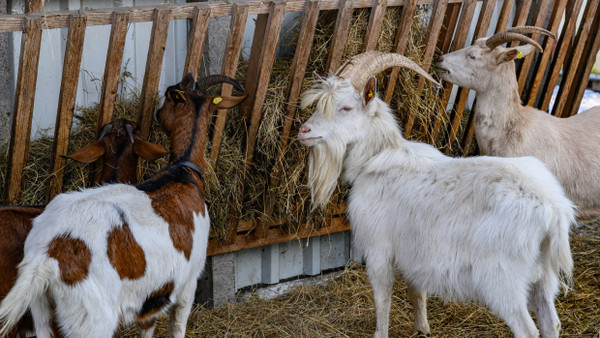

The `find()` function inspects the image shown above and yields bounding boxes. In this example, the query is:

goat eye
[468,53,476,60]
[341,106,353,112]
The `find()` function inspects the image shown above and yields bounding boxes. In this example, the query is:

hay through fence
[1,5,446,240]
[115,222,600,337]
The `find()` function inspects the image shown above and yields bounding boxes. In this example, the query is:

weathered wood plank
[225,1,286,243]
[182,3,211,79]
[562,9,600,117]
[209,3,250,167]
[138,6,172,139]
[363,0,387,51]
[495,0,515,33]
[97,8,130,133]
[552,0,599,117]
[5,16,42,204]
[402,0,448,139]
[526,0,567,107]
[516,0,551,94]
[383,0,418,103]
[326,0,355,71]
[48,12,87,200]
[25,0,45,13]
[540,0,583,111]
[209,216,350,256]
[261,0,321,231]
[508,0,533,48]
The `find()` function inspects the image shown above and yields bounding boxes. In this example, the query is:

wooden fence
[1,0,599,256]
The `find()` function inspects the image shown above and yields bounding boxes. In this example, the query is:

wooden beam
[363,0,387,52]
[326,0,354,71]
[97,8,130,133]
[25,0,45,13]
[138,5,172,139]
[431,0,477,145]
[525,0,567,107]
[260,0,321,234]
[5,16,42,204]
[209,3,250,167]
[182,3,211,79]
[402,0,448,139]
[225,1,286,244]
[540,0,583,112]
[48,12,87,200]
[551,0,599,117]
[383,0,418,103]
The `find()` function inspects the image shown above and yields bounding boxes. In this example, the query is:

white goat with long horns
[299,51,574,338]
[437,26,600,219]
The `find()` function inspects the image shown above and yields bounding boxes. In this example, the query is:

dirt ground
[115,221,600,337]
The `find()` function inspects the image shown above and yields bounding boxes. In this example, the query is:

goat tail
[547,203,575,294]
[0,256,54,336]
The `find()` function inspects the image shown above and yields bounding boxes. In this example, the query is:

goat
[0,73,245,338]
[437,25,600,219]
[0,118,167,337]
[298,51,574,338]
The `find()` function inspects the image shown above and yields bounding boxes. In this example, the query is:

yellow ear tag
[368,90,374,98]
[174,89,187,102]
[516,50,523,59]
[213,97,223,105]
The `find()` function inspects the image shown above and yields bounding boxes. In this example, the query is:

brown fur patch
[107,223,146,280]
[137,317,157,330]
[146,181,205,260]
[47,236,92,286]
[137,281,175,322]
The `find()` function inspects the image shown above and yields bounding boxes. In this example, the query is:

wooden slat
[562,9,600,117]
[261,0,321,231]
[453,0,499,155]
[402,0,448,139]
[363,0,387,51]
[526,0,567,107]
[209,3,250,167]
[326,0,354,71]
[5,16,42,204]
[209,216,350,256]
[516,0,552,94]
[25,0,45,13]
[48,12,87,200]
[383,0,418,103]
[495,0,515,33]
[431,0,477,144]
[508,0,533,47]
[96,9,130,132]
[0,0,470,34]
[138,6,172,139]
[182,3,211,79]
[540,0,583,111]
[225,1,286,243]
[551,0,599,117]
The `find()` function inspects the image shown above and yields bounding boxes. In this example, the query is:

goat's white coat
[0,184,209,338]
[299,75,574,338]
[437,39,600,218]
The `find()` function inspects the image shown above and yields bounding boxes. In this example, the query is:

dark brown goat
[0,119,167,337]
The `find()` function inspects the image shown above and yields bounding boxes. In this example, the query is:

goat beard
[307,135,346,210]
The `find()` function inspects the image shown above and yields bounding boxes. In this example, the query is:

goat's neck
[342,109,403,183]
[169,111,208,175]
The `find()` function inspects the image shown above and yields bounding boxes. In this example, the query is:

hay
[115,222,600,337]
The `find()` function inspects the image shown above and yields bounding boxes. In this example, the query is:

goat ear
[132,136,168,161]
[181,73,196,92]
[363,77,377,106]
[64,140,105,164]
[209,94,248,110]
[497,45,536,65]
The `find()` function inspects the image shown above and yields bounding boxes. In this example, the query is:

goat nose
[299,125,311,134]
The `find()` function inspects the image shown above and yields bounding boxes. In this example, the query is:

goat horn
[485,26,555,52]
[336,51,440,92]
[196,75,245,93]
[98,124,112,140]
[125,124,135,144]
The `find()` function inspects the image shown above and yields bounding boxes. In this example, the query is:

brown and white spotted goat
[0,118,168,337]
[0,74,246,338]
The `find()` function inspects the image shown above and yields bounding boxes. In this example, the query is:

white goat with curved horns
[437,25,600,219]
[299,51,574,338]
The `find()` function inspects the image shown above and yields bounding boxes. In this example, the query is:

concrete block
[212,253,236,307]
[261,243,280,285]
[302,236,320,276]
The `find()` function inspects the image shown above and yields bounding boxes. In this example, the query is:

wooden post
[138,5,172,139]
[326,0,354,72]
[363,0,387,52]
[48,12,87,200]
[25,0,45,13]
[5,16,42,204]
[182,3,211,79]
